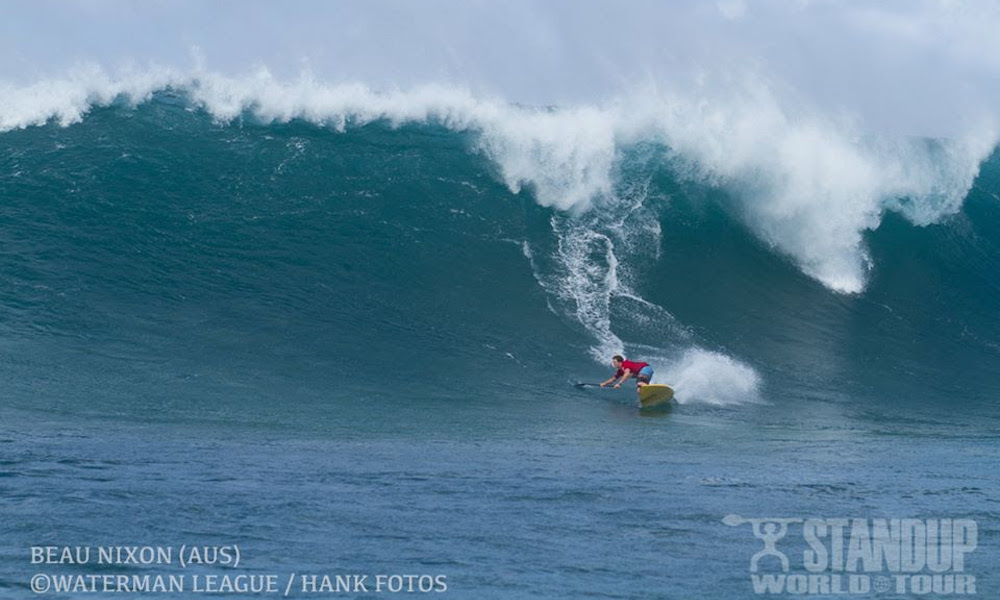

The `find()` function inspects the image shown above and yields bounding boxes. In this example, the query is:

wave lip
[641,84,999,293]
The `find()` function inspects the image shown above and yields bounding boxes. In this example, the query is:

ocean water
[1,85,999,599]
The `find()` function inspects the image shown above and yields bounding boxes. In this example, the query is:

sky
[3,0,1000,136]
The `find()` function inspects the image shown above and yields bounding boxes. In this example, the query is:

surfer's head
[612,355,624,367]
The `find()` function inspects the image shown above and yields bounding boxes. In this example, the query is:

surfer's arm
[613,369,632,388]
[599,376,617,387]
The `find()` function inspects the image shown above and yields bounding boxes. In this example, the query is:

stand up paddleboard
[638,384,674,408]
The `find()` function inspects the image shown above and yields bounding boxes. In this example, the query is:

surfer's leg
[636,366,653,387]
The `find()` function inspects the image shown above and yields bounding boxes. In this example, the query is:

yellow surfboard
[638,384,674,408]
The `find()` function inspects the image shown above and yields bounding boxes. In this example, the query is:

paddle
[574,382,605,389]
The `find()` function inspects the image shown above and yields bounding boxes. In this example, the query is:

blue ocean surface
[1,90,999,598]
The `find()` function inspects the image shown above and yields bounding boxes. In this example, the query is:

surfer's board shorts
[637,365,654,384]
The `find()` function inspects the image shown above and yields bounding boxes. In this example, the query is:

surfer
[600,355,653,389]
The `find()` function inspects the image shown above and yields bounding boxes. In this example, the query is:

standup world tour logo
[722,515,978,595]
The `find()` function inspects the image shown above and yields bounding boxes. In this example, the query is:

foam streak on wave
[519,180,761,404]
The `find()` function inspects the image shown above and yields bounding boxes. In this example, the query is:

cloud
[717,0,747,20]
[2,0,999,136]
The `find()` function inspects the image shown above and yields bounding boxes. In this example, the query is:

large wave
[3,67,999,404]
[4,66,995,296]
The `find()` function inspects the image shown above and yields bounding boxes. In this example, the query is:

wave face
[1,86,999,407]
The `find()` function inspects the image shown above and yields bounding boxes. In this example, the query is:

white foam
[661,348,761,405]
[0,64,180,131]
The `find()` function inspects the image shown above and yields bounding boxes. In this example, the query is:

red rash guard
[616,360,648,378]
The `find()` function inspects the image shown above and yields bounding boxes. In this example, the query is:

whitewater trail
[520,178,762,405]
